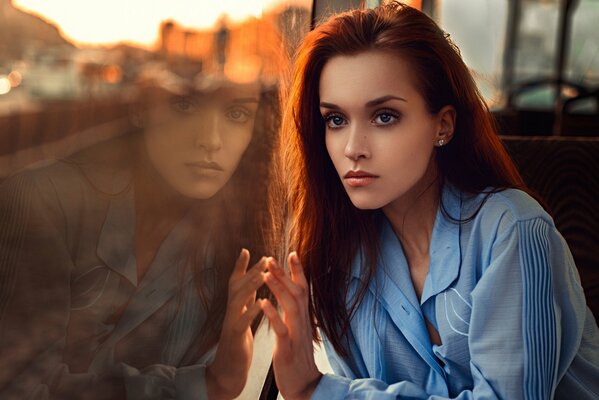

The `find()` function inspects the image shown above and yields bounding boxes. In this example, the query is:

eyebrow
[231,97,260,104]
[319,102,340,110]
[365,95,407,107]
[320,95,407,109]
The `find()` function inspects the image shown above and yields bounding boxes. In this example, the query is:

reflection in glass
[0,0,312,398]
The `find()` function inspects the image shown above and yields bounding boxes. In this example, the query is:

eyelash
[171,96,198,114]
[225,106,252,123]
[323,112,347,129]
[371,109,402,126]
[322,109,402,129]
[169,97,253,124]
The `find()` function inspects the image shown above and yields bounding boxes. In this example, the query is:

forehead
[319,50,418,103]
[142,81,261,105]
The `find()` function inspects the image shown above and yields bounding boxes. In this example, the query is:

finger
[261,299,288,338]
[232,300,263,334]
[262,300,294,363]
[229,257,267,295]
[263,270,300,319]
[246,291,257,310]
[232,248,251,278]
[288,252,308,288]
[268,258,306,301]
[228,268,265,311]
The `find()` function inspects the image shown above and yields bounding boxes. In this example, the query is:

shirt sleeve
[120,347,215,400]
[312,217,588,400]
[0,172,77,399]
[467,217,586,400]
[120,364,207,400]
[0,172,216,400]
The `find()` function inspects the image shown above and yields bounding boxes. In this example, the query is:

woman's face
[142,83,260,199]
[320,50,453,210]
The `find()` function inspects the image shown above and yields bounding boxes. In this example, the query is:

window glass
[513,0,560,84]
[434,0,599,111]
[0,1,311,398]
[567,0,599,88]
[436,0,508,108]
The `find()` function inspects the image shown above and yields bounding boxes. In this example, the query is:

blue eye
[324,113,347,129]
[225,106,251,123]
[372,111,399,126]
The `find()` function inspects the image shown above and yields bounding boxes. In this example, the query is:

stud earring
[437,139,445,146]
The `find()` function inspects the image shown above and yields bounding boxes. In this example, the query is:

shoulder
[1,161,69,200]
[0,157,128,219]
[484,189,550,222]
[1,134,134,202]
[456,187,574,280]
[2,161,83,200]
[463,188,555,239]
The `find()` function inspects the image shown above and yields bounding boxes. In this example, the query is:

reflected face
[320,51,442,210]
[143,84,260,199]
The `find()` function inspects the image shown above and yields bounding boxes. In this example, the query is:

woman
[261,2,599,399]
[0,77,278,399]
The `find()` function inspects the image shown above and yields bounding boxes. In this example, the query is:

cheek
[144,129,175,167]
[222,128,253,166]
[370,128,435,182]
[325,133,344,171]
[145,117,194,148]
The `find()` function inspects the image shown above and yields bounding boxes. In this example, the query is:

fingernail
[290,252,299,264]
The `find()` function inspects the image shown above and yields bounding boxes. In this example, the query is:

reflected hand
[261,253,322,400]
[207,249,267,400]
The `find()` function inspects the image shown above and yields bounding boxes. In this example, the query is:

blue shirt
[313,186,599,399]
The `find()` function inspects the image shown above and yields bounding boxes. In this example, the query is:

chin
[184,187,222,200]
[171,182,223,200]
[347,193,386,210]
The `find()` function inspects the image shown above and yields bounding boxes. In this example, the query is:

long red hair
[281,2,526,355]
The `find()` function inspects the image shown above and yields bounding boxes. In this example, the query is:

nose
[194,111,222,151]
[343,124,370,161]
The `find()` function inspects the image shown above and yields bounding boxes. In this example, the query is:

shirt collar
[96,171,137,285]
[350,184,462,304]
[96,171,200,287]
[420,184,462,305]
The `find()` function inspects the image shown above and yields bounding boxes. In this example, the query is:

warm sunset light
[13,0,286,47]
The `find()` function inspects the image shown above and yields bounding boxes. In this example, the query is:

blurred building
[0,0,72,63]
[158,5,311,83]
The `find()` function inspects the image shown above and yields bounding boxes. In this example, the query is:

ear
[434,105,456,147]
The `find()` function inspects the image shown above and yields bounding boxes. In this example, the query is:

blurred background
[0,0,313,180]
[2,0,598,182]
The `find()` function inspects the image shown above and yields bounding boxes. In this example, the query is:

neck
[133,148,194,233]
[382,171,440,258]
[132,150,198,282]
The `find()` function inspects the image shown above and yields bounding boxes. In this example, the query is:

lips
[184,160,224,178]
[185,160,224,171]
[343,170,378,187]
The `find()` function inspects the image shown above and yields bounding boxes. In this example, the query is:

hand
[261,253,322,400]
[207,249,267,400]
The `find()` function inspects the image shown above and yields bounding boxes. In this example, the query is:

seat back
[502,136,599,320]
